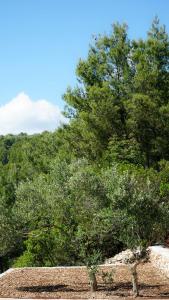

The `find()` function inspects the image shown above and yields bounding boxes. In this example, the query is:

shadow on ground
[16,282,169,298]
[100,282,169,298]
[17,284,74,293]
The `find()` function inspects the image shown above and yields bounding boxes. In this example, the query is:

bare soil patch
[0,263,169,299]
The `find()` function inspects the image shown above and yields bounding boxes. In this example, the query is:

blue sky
[0,0,168,134]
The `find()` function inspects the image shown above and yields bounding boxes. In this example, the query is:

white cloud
[0,92,66,135]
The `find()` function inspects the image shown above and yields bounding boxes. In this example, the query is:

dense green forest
[0,18,169,273]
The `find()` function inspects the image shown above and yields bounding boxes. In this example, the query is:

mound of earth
[0,263,169,298]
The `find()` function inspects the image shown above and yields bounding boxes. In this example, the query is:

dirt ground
[0,263,169,299]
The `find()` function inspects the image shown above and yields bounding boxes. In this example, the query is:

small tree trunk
[129,263,139,297]
[89,271,98,292]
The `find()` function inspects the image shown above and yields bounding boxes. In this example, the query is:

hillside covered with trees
[0,18,169,274]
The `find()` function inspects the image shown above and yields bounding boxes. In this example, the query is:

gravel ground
[0,263,169,299]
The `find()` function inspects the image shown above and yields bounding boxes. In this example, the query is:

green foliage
[0,200,15,257]
[62,18,169,166]
[103,164,168,249]
[101,269,115,287]
[13,228,72,267]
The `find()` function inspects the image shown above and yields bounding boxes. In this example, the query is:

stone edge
[0,268,14,279]
[0,263,123,273]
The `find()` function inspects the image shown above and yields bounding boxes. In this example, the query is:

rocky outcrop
[105,246,169,278]
[105,248,148,265]
[149,246,169,278]
[105,249,134,265]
